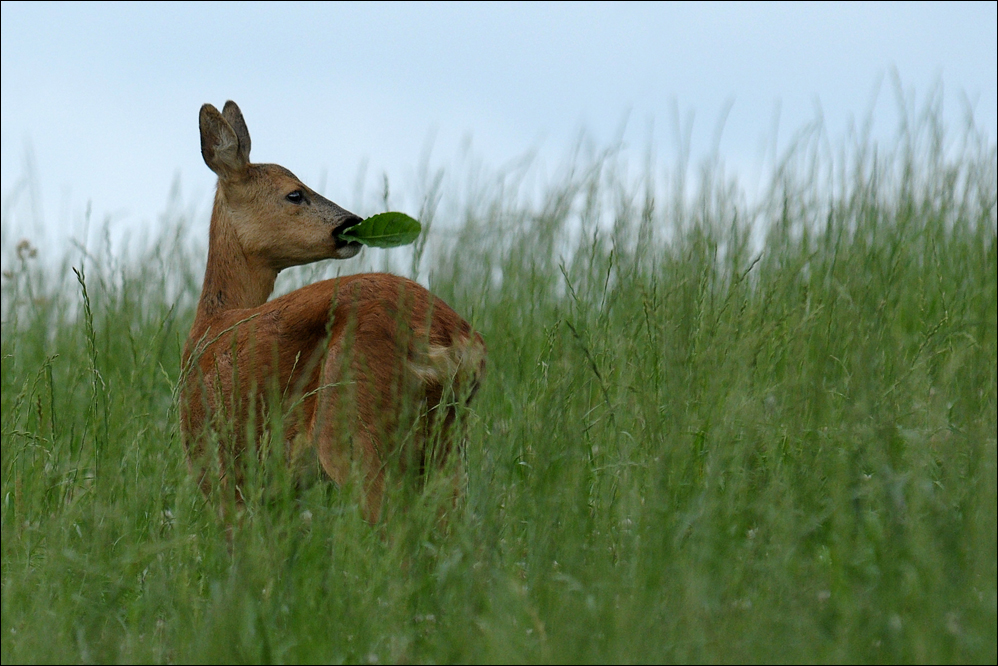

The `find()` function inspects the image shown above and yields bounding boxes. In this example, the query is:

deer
[180,101,486,524]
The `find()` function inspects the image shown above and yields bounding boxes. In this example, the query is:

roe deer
[180,101,485,523]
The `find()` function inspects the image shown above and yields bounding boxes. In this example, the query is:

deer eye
[285,190,304,204]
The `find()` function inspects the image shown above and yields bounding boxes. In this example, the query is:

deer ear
[199,103,246,177]
[222,100,252,164]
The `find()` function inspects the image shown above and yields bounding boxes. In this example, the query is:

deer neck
[193,188,278,328]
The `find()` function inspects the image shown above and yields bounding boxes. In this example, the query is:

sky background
[2,1,996,255]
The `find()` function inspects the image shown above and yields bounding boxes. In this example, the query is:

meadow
[2,107,995,663]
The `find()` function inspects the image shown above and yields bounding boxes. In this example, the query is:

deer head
[199,100,363,270]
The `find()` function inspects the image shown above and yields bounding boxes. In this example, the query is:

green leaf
[337,212,421,248]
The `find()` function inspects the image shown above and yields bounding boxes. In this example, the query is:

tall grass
[2,105,995,663]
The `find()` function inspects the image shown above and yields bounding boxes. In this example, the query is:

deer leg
[312,338,391,523]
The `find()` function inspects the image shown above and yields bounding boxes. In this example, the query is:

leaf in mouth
[337,212,421,248]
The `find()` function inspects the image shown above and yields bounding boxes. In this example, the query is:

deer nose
[334,214,363,235]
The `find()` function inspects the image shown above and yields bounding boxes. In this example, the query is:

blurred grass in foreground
[2,103,996,663]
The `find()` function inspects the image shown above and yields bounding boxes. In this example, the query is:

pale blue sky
[2,2,995,250]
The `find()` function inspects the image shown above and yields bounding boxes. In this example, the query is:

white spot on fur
[407,339,485,385]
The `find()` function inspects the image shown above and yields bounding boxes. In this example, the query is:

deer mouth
[333,216,364,246]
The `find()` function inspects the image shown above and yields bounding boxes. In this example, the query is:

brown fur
[180,102,485,522]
